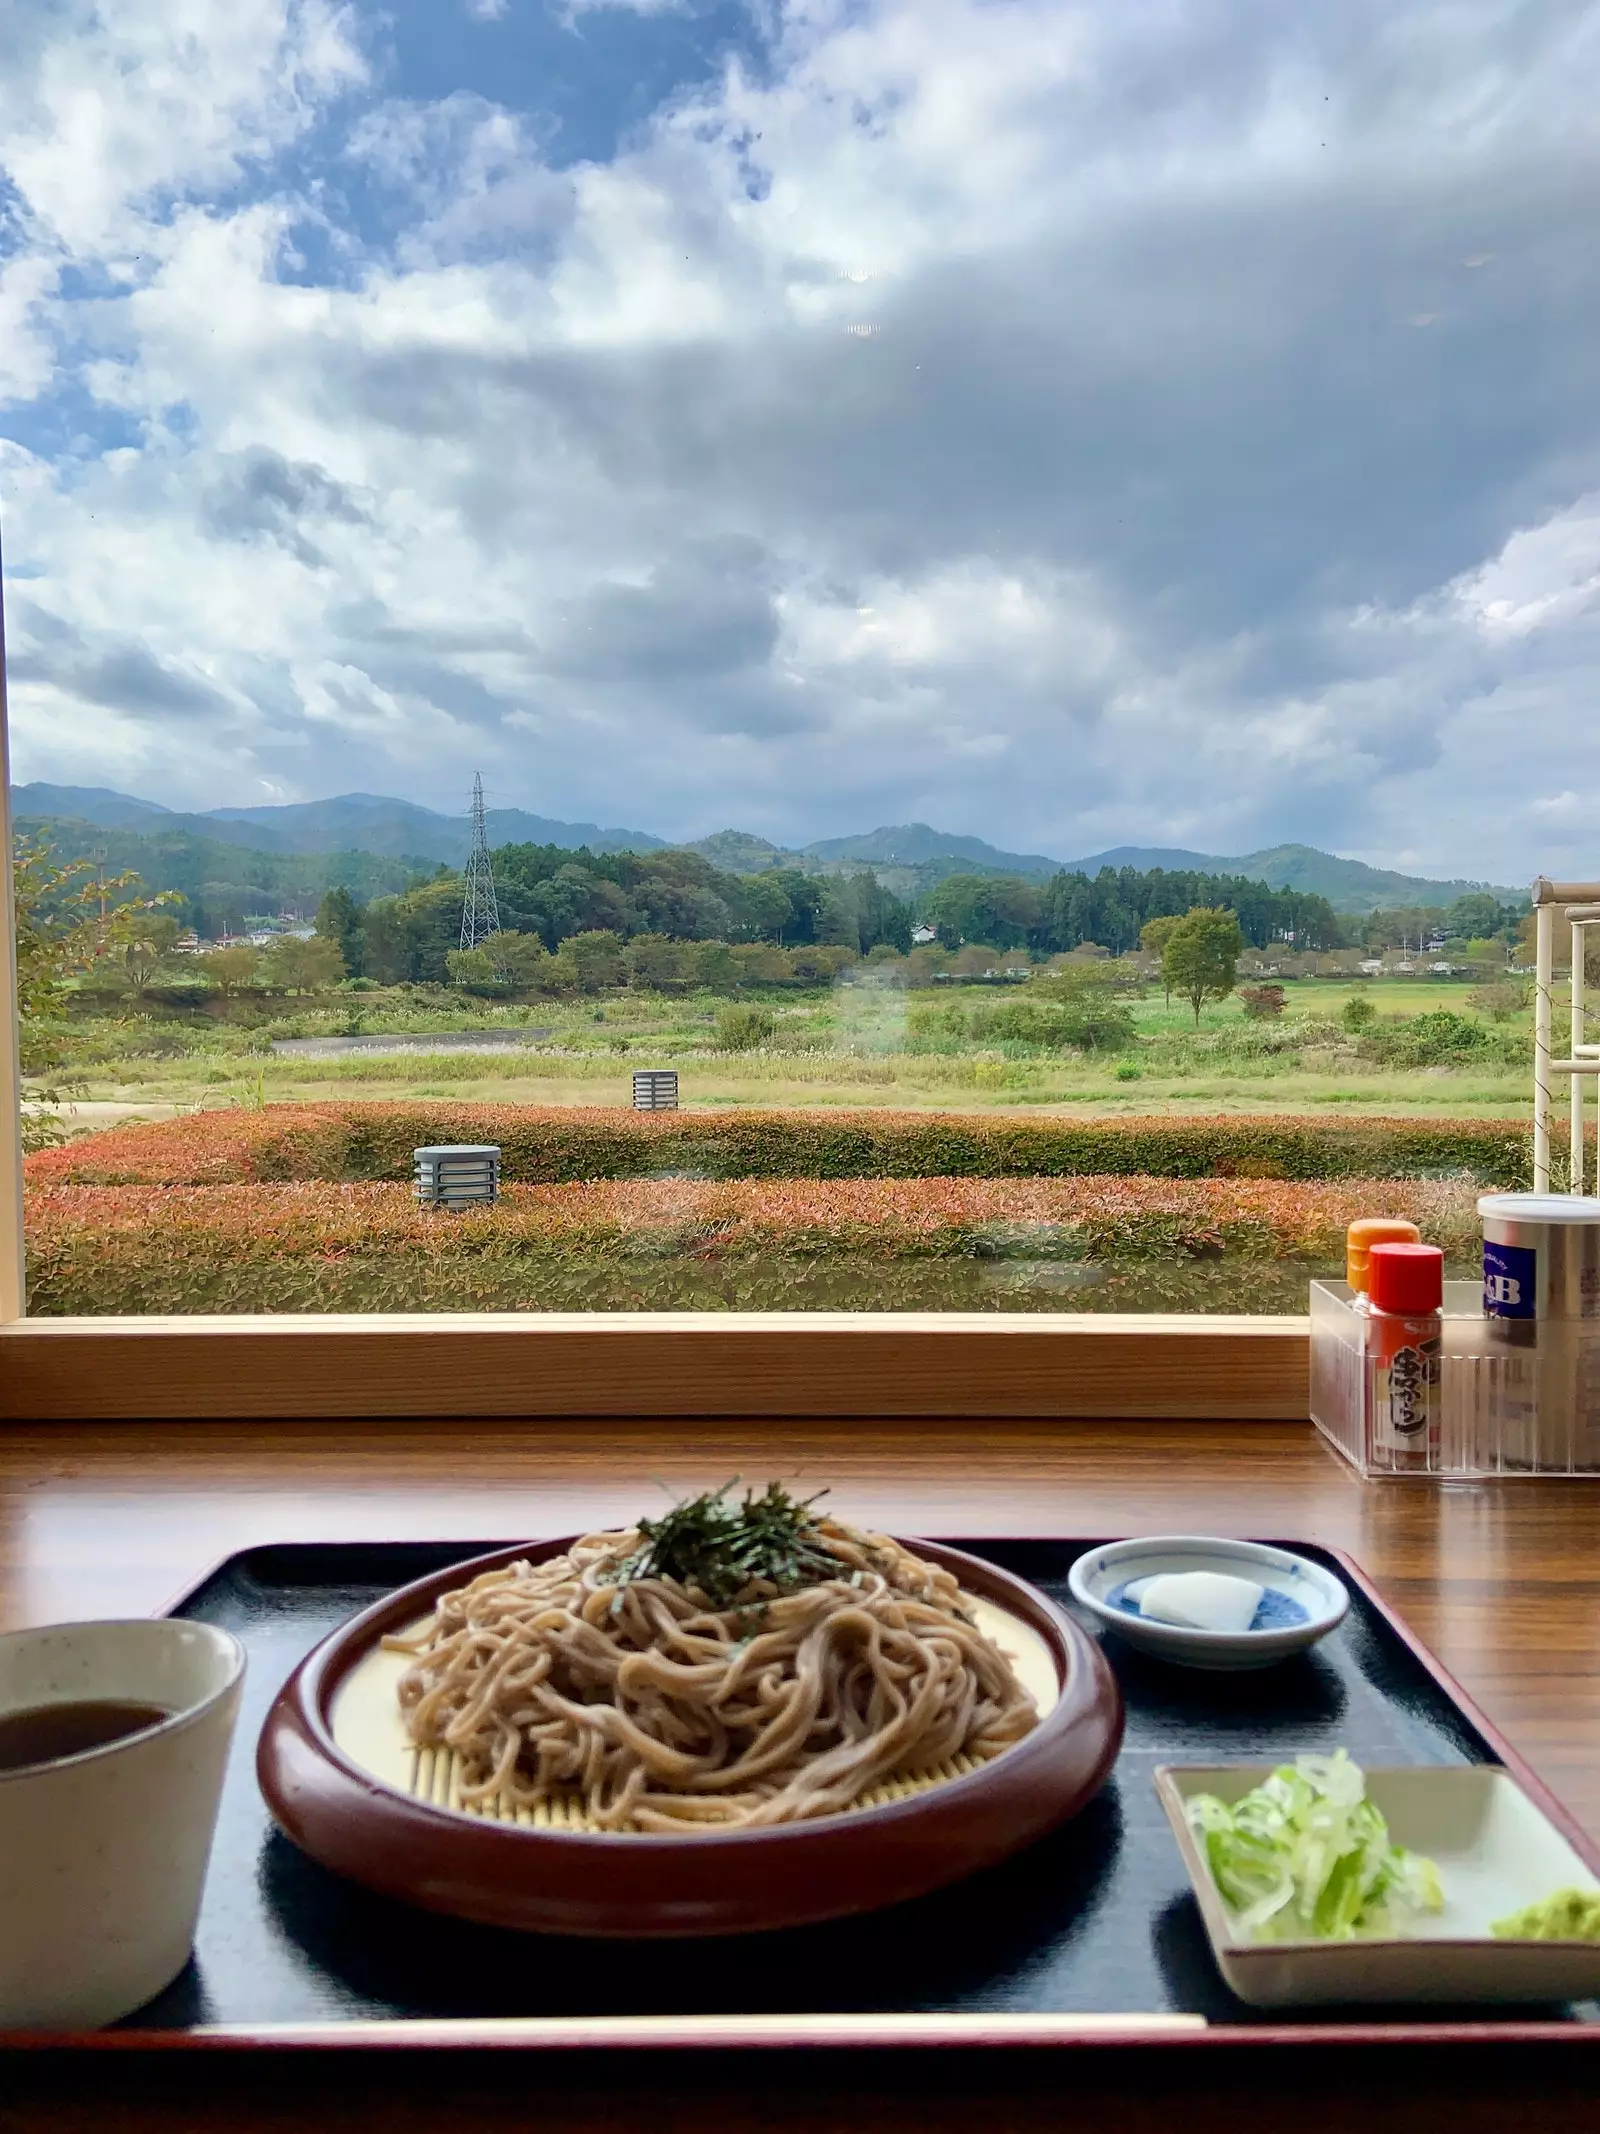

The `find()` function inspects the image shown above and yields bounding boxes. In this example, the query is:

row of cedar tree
[318,842,1359,986]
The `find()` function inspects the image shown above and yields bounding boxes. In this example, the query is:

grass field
[44,975,1534,1128]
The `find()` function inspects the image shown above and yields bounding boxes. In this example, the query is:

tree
[1362,904,1449,954]
[109,915,184,1000]
[727,943,794,986]
[446,931,571,996]
[1162,907,1243,1026]
[560,929,628,993]
[11,833,176,1145]
[765,869,829,946]
[363,877,465,983]
[202,943,261,999]
[1445,891,1522,944]
[13,836,158,1026]
[920,873,1043,952]
[825,871,913,954]
[685,939,739,993]
[315,887,365,976]
[624,933,694,992]
[1140,915,1183,1006]
[788,945,857,985]
[726,872,793,943]
[264,933,345,993]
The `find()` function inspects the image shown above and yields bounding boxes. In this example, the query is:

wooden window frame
[0,594,1308,1424]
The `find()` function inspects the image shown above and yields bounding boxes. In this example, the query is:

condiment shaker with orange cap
[1346,1217,1422,1310]
[1366,1241,1445,1473]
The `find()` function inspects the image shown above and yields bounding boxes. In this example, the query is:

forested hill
[13,785,1517,913]
[10,783,661,863]
[18,809,1523,971]
[13,814,434,936]
[1060,840,1521,912]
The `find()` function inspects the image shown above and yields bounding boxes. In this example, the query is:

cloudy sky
[1,0,1597,879]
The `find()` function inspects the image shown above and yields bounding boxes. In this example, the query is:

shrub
[970,1001,1080,1049]
[1024,969,1137,1051]
[1238,985,1287,1019]
[1469,980,1531,1023]
[906,1000,971,1048]
[23,1173,1484,1316]
[1382,1010,1490,1066]
[715,1005,777,1051]
[27,1103,1541,1189]
[923,983,1134,1055]
[1341,994,1378,1033]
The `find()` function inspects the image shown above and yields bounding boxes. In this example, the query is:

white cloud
[0,0,364,260]
[2,0,1599,882]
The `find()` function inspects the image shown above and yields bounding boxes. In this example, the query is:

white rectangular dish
[1155,1763,1600,2008]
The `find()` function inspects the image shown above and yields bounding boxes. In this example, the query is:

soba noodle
[386,1516,1039,1831]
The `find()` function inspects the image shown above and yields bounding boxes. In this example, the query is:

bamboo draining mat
[329,1591,1059,1829]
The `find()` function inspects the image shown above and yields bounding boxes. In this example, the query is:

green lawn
[1129,977,1513,1027]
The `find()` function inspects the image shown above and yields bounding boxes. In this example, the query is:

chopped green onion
[1185,1751,1444,1943]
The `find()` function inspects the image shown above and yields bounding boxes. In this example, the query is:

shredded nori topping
[614,1480,840,1609]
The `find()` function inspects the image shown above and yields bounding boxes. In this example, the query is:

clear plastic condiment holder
[1309,1281,1600,1479]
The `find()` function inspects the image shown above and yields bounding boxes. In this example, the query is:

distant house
[911,923,939,945]
[1359,958,1383,974]
[244,915,316,944]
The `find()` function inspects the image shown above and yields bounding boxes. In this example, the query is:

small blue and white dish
[1067,1535,1349,1671]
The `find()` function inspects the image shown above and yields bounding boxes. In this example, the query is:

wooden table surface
[2,1414,1598,2131]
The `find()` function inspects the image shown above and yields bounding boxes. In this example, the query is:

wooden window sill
[0,1312,1310,1421]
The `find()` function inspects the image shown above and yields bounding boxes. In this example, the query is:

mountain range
[10,784,1523,914]
[10,784,665,864]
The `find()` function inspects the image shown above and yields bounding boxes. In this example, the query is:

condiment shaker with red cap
[1366,1242,1445,1473]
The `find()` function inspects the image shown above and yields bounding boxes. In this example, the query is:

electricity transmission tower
[460,772,502,949]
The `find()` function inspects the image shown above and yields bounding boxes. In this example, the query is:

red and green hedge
[26,1173,1481,1317]
[27,1103,1538,1188]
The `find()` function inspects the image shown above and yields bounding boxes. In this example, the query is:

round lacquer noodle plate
[257,1536,1123,1938]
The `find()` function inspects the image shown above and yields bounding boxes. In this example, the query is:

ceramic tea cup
[0,1617,244,2029]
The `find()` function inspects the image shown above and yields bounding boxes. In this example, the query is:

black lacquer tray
[12,1537,1600,2051]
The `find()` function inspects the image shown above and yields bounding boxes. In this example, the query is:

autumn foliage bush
[26,1173,1481,1316]
[27,1103,1538,1189]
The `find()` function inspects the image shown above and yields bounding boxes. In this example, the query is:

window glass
[5,1,1564,1318]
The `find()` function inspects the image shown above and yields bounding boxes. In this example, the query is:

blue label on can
[1484,1239,1537,1318]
